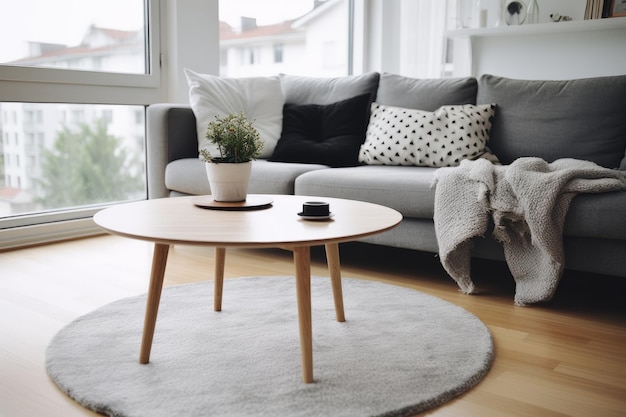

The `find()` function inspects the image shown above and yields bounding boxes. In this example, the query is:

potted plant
[199,112,264,202]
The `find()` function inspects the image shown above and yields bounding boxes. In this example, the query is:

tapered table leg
[139,243,170,364]
[325,243,345,322]
[214,247,226,312]
[293,246,313,383]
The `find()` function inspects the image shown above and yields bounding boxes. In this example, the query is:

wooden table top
[93,194,402,248]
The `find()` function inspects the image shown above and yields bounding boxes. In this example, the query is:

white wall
[163,0,219,103]
[363,0,401,74]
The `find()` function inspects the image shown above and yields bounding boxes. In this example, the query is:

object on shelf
[494,0,504,27]
[608,0,626,17]
[549,13,572,22]
[505,0,527,25]
[585,0,613,19]
[457,0,478,28]
[479,8,488,27]
[526,0,540,23]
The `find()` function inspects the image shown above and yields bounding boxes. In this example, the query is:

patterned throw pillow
[359,103,496,167]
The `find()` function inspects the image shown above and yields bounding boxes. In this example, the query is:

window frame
[0,0,162,105]
[0,0,163,242]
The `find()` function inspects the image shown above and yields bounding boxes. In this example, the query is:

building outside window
[219,0,351,77]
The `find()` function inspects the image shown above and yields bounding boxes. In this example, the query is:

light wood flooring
[1,235,625,417]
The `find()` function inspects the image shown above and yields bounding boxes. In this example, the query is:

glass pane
[0,0,146,74]
[219,0,349,77]
[0,103,146,219]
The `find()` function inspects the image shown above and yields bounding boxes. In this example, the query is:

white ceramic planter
[205,161,252,202]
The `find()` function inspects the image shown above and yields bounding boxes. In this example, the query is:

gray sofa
[147,72,626,279]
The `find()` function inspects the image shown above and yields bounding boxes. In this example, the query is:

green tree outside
[37,120,144,209]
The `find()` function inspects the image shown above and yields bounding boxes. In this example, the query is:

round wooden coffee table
[93,194,402,383]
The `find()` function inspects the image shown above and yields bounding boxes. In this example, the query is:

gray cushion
[376,73,477,110]
[477,74,626,169]
[249,159,329,194]
[165,158,328,196]
[165,158,211,195]
[295,165,438,218]
[279,72,380,105]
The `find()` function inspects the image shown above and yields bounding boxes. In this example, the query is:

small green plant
[199,112,263,163]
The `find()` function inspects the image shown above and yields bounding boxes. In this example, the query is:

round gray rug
[46,276,493,417]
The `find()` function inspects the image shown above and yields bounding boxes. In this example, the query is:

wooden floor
[1,235,625,417]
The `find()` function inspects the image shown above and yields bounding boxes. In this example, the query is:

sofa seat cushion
[294,163,625,241]
[295,165,438,218]
[478,74,626,169]
[165,158,328,196]
[165,158,211,196]
[249,159,329,194]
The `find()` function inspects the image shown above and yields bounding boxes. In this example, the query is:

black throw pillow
[269,93,372,167]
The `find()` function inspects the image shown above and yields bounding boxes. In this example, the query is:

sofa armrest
[146,103,198,199]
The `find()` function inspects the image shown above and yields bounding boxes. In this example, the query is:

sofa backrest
[376,73,477,110]
[279,72,380,105]
[477,74,626,169]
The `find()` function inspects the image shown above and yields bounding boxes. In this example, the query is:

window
[0,0,146,74]
[134,109,144,125]
[322,41,341,69]
[247,48,258,65]
[273,43,284,63]
[0,102,145,217]
[0,0,161,245]
[102,109,113,124]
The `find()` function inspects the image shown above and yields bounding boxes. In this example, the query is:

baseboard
[0,218,104,251]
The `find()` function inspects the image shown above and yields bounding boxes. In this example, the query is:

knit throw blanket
[433,157,626,305]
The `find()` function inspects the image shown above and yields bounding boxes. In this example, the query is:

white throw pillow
[185,68,285,159]
[359,103,496,167]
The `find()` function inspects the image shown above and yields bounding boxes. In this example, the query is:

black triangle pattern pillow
[359,103,496,167]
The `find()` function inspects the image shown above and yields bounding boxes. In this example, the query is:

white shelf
[445,15,626,79]
[447,16,626,38]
